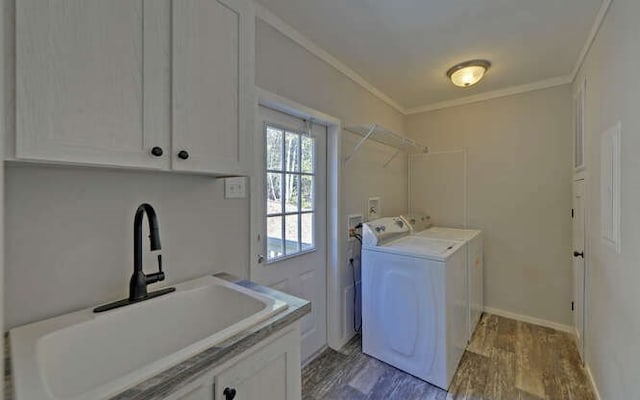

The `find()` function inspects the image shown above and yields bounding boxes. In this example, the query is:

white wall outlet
[367,197,381,221]
[224,177,247,199]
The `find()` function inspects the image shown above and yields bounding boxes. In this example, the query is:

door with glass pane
[252,106,327,362]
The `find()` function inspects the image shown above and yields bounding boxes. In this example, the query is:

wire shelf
[343,124,428,166]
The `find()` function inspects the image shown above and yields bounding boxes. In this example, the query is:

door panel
[572,179,586,359]
[252,106,327,362]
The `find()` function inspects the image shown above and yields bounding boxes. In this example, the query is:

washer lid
[367,236,463,261]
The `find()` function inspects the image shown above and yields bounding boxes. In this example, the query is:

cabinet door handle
[150,147,164,157]
[223,387,237,400]
[177,150,189,160]
[573,251,584,258]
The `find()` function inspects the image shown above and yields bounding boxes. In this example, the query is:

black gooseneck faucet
[94,203,175,313]
[130,203,164,300]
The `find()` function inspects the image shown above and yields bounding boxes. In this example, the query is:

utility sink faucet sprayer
[94,203,175,313]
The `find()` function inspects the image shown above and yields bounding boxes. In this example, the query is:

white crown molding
[405,75,572,114]
[254,0,611,115]
[570,0,613,81]
[253,1,406,114]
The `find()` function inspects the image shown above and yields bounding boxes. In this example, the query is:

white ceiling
[255,0,603,110]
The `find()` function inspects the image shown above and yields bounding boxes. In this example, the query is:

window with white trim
[265,124,316,261]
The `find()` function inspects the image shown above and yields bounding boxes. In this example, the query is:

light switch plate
[224,177,247,199]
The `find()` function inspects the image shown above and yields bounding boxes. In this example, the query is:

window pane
[266,127,283,171]
[301,213,314,250]
[266,173,282,215]
[267,216,283,260]
[285,214,300,255]
[284,174,299,213]
[301,175,313,211]
[301,136,315,173]
[285,132,300,172]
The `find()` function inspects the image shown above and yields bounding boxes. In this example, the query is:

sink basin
[10,275,288,400]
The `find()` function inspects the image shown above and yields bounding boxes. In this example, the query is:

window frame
[264,122,317,263]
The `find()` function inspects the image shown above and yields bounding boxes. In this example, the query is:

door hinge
[571,301,575,311]
[571,208,574,218]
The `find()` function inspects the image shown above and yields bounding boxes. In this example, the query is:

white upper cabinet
[172,0,254,175]
[14,0,254,175]
[16,0,170,169]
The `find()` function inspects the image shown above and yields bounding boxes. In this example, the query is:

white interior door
[572,179,586,359]
[251,106,327,362]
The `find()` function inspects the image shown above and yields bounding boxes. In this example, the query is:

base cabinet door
[214,330,301,400]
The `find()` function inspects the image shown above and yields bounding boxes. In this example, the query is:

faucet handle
[145,255,166,285]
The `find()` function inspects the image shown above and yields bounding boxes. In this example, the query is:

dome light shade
[447,60,491,88]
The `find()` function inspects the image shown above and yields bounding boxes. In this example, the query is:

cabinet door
[172,0,254,175]
[214,330,301,400]
[16,0,170,169]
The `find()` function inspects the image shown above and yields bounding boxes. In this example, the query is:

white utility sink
[10,275,288,400]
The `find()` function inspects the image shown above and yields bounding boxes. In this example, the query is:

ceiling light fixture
[446,60,491,88]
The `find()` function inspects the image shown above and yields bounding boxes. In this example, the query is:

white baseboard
[585,364,602,400]
[302,345,328,367]
[330,333,353,352]
[483,306,574,334]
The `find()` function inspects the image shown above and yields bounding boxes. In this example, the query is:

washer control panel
[400,214,432,233]
[362,217,410,247]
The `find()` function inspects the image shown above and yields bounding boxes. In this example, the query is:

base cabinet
[215,328,301,400]
[171,325,301,400]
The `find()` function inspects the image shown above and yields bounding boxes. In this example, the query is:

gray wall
[5,166,249,328]
[573,0,640,397]
[406,85,574,326]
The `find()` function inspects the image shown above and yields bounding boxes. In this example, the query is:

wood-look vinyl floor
[302,314,595,400]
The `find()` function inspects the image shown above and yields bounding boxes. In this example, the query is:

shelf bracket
[343,124,376,164]
[382,149,401,168]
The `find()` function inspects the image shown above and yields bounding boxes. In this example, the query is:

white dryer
[401,214,484,341]
[361,217,467,390]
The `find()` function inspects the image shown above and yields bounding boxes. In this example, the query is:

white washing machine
[401,214,484,341]
[361,217,467,390]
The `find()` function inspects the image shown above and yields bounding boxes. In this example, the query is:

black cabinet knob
[223,387,236,400]
[177,150,189,160]
[573,251,584,258]
[151,147,163,157]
